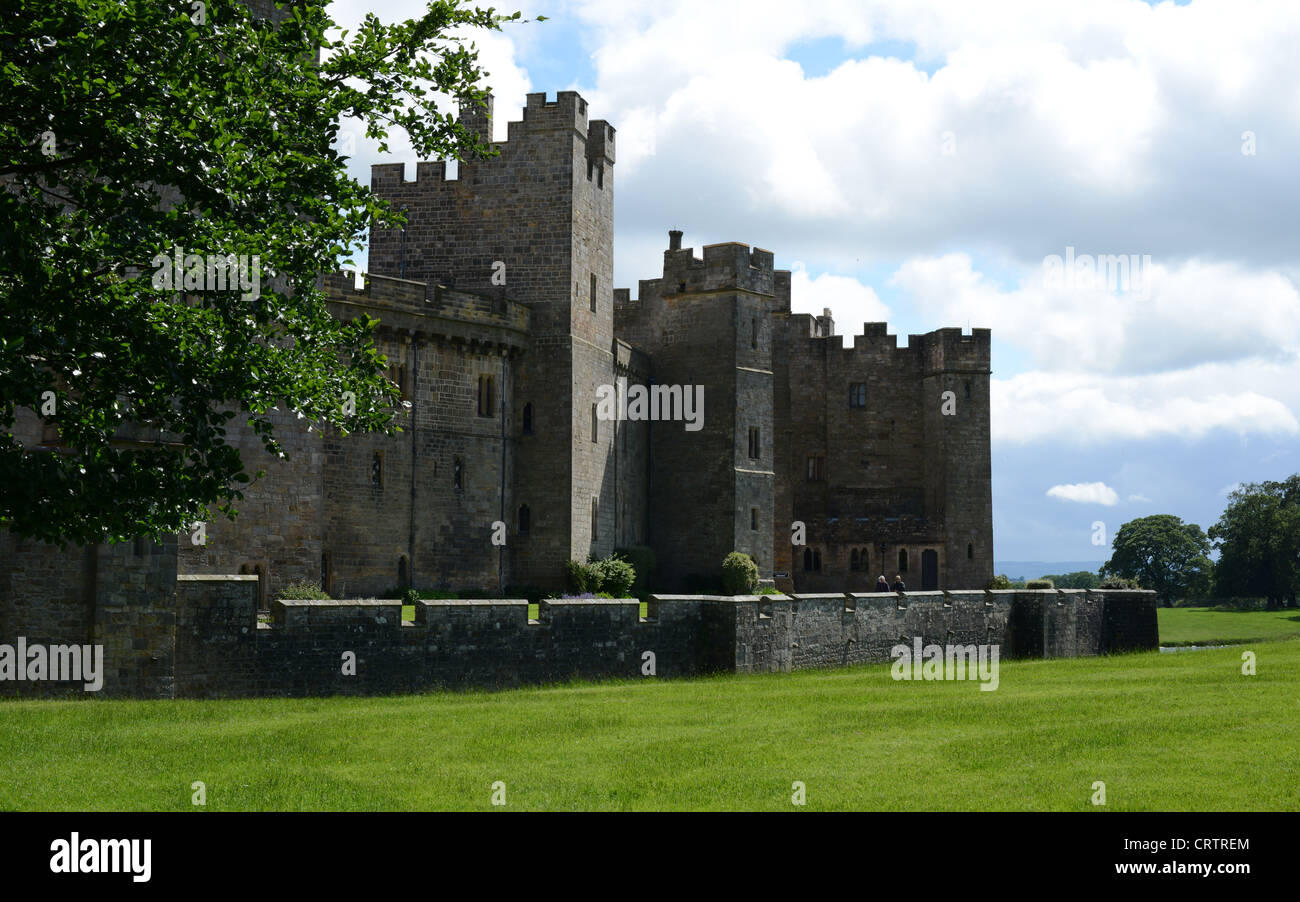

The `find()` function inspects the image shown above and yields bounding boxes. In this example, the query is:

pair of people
[875,574,906,593]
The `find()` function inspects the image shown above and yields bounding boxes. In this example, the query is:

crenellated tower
[366,91,617,586]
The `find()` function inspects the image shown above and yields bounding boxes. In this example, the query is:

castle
[0,90,1159,701]
[6,90,992,605]
[173,91,993,601]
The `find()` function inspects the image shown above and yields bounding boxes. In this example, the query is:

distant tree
[986,574,1012,590]
[0,0,535,545]
[1102,515,1213,607]
[1209,476,1300,610]
[1042,570,1100,590]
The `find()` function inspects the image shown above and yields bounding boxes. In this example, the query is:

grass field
[1,637,1296,811]
[1158,606,1300,646]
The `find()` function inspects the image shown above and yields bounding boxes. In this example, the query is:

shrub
[1026,579,1055,589]
[591,555,636,597]
[277,580,326,600]
[1100,576,1141,589]
[986,574,1012,590]
[564,559,602,594]
[721,552,759,595]
[614,545,656,595]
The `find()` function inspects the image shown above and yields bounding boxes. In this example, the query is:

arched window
[518,504,531,535]
[967,543,974,560]
[522,402,533,434]
[803,548,813,571]
[898,549,908,573]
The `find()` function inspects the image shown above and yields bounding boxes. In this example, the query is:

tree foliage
[1,0,530,545]
[1102,514,1212,606]
[1209,476,1300,610]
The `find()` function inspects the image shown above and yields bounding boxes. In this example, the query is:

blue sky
[332,0,1300,563]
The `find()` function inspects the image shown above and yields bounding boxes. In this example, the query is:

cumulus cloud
[576,0,1300,268]
[1047,482,1119,505]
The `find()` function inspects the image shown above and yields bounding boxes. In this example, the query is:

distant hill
[993,561,1107,582]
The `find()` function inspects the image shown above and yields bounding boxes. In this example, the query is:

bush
[614,545,656,595]
[986,574,1012,590]
[721,552,759,595]
[1026,579,1055,589]
[591,555,636,597]
[564,559,601,594]
[1100,576,1141,589]
[277,580,326,600]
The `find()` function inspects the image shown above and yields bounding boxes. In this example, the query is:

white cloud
[576,0,1300,269]
[1127,493,1152,503]
[1047,482,1119,505]
[789,263,892,343]
[992,364,1300,444]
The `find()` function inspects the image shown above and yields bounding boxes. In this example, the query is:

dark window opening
[519,504,531,535]
[964,381,972,401]
[850,383,867,408]
[522,402,533,434]
[591,404,598,442]
[967,543,974,560]
[750,508,758,531]
[806,455,825,481]
[398,556,409,590]
[751,318,758,349]
[590,273,597,312]
[747,427,760,460]
[453,456,462,491]
[371,451,383,488]
[477,374,496,418]
[591,498,599,541]
[898,549,909,573]
[851,548,860,570]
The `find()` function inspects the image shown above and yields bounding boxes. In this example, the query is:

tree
[1,0,534,545]
[1102,515,1213,607]
[1209,476,1300,610]
[1041,570,1100,590]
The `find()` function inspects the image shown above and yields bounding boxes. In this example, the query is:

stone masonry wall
[166,582,1157,698]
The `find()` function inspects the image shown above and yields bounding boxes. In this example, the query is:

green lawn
[1,638,1297,811]
[1159,606,1300,646]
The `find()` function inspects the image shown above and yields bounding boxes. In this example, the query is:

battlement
[627,231,777,300]
[788,316,991,369]
[323,271,529,348]
[369,91,613,193]
[912,327,992,374]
